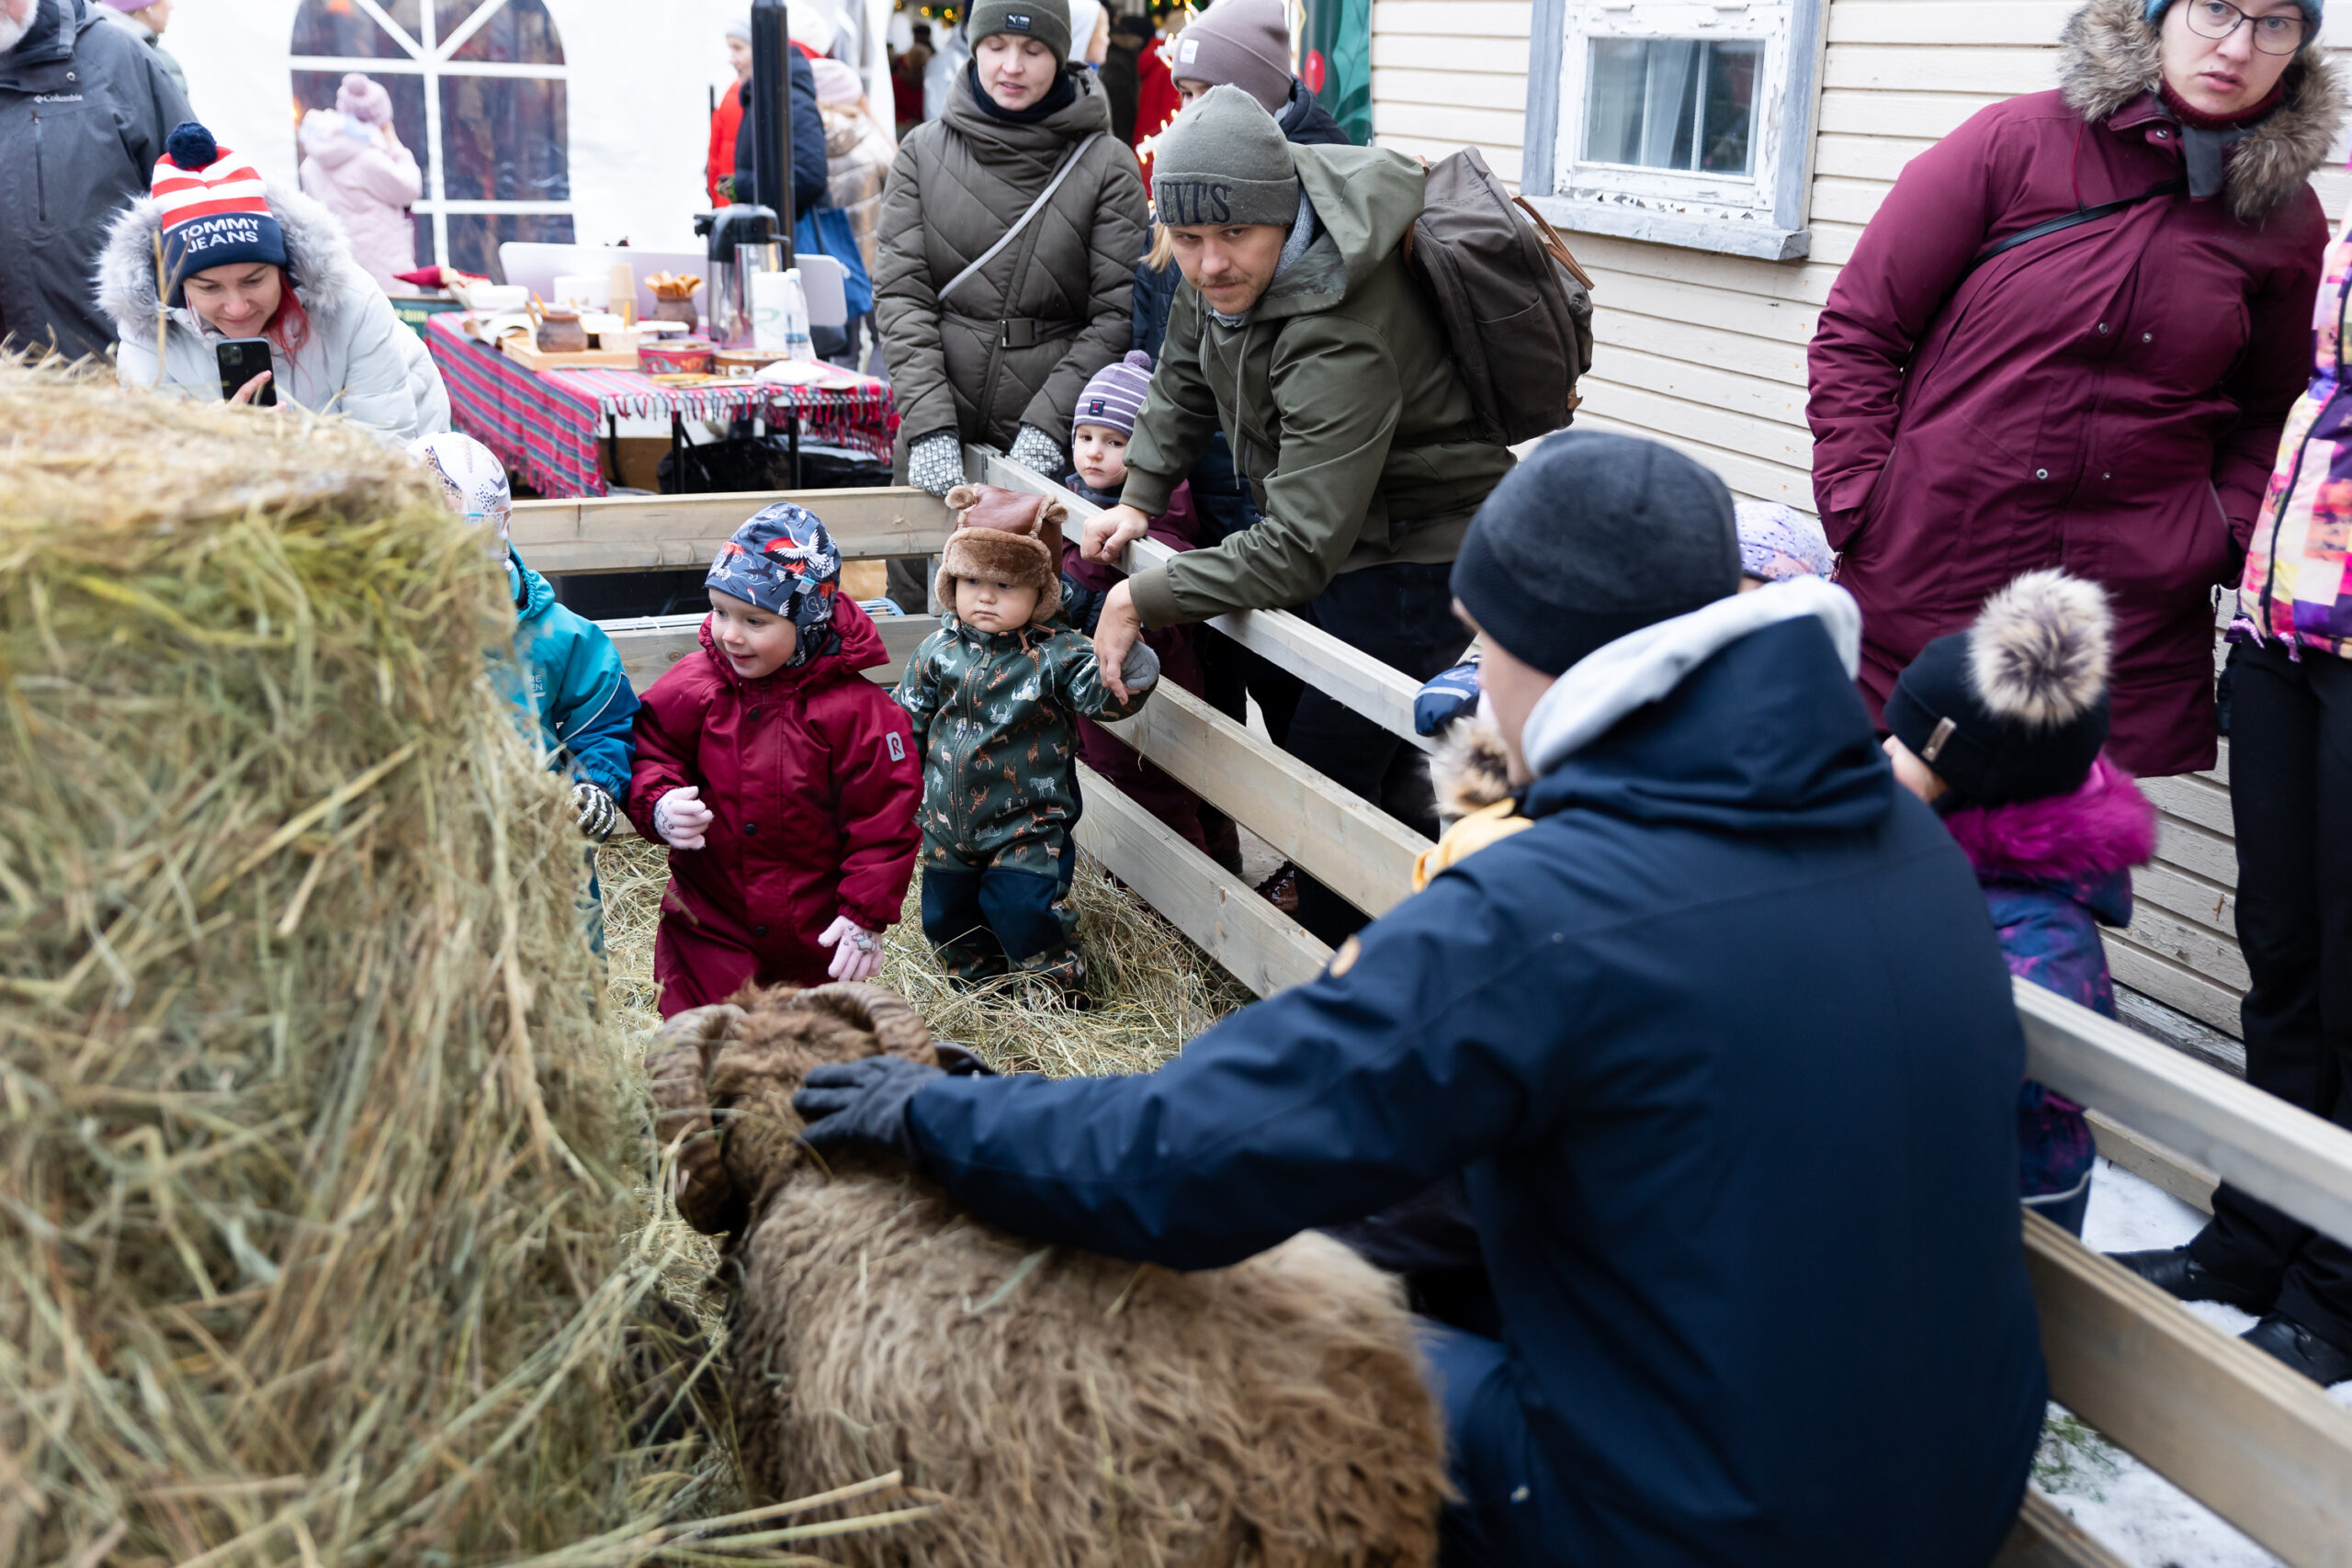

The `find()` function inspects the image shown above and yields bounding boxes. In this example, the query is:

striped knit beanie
[1071,350,1155,442]
[153,122,288,305]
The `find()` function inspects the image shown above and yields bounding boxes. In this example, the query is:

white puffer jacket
[95,181,450,444]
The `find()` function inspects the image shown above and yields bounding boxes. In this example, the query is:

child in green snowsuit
[894,484,1159,996]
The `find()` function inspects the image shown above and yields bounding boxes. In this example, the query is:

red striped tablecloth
[424,315,899,498]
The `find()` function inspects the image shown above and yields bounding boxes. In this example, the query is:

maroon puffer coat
[627,596,921,1015]
[1808,0,2335,776]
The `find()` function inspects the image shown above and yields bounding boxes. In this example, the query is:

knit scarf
[2157,79,2287,199]
[967,61,1080,123]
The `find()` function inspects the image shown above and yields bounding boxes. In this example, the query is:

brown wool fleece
[650,984,1452,1567]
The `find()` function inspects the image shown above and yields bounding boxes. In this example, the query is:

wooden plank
[1070,763,1334,998]
[1375,132,1525,187]
[1822,44,2062,96]
[1568,412,1817,509]
[1992,1489,2135,1568]
[2132,862,2236,940]
[1368,32,1532,73]
[1589,309,1811,389]
[1579,264,1828,339]
[2114,985,2246,1074]
[1827,1,2075,46]
[2121,904,2251,995]
[2154,813,2239,890]
[1368,0,1535,38]
[601,611,939,691]
[2108,939,2246,1039]
[1567,232,1845,308]
[2143,773,2234,837]
[1808,175,1899,229]
[1584,345,1813,430]
[1098,682,1430,919]
[1368,99,1531,149]
[1370,66,1537,109]
[2087,1110,2218,1213]
[2016,978,2352,1247]
[1577,379,1815,468]
[1812,131,1937,185]
[509,487,952,575]
[969,448,1441,754]
[1815,87,2008,141]
[2022,1211,2352,1568]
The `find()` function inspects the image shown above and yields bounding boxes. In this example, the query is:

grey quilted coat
[875,67,1148,468]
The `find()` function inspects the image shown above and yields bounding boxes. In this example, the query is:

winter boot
[2108,1247,2271,1312]
[2241,1313,2352,1386]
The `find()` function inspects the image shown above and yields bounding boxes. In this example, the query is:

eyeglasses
[2181,0,2308,55]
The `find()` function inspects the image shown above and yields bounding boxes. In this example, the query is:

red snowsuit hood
[626,595,920,1014]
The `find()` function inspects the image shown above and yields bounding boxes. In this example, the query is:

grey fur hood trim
[2058,0,2341,221]
[96,181,369,338]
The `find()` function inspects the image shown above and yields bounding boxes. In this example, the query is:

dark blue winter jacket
[907,614,2046,1567]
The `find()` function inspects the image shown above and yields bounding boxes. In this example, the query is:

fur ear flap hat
[1885,570,2113,807]
[937,483,1067,626]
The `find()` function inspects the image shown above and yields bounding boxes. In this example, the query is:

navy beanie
[1450,431,1740,677]
[153,122,290,304]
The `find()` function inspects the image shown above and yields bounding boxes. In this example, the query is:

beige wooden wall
[1365,0,2352,1033]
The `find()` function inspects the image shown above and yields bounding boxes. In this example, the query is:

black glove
[793,1055,944,1163]
[571,780,617,842]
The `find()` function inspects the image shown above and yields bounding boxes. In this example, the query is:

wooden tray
[500,341,642,372]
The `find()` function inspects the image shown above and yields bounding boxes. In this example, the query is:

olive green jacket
[1120,143,1515,626]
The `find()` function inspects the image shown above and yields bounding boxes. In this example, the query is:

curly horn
[791,983,937,1064]
[648,1004,748,1235]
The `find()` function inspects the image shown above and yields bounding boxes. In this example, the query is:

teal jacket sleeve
[538,606,640,800]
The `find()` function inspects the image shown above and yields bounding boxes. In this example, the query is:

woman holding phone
[96,121,448,443]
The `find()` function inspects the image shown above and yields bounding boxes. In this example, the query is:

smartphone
[215,338,277,406]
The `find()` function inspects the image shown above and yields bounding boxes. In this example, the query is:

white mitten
[653,785,714,850]
[1008,423,1067,478]
[906,428,965,498]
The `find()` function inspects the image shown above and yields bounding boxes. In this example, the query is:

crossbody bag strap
[937,132,1104,306]
[1962,177,2188,281]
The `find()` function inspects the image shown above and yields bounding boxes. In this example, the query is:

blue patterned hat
[707,503,842,661]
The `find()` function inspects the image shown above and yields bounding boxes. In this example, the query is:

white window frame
[1521,0,1826,261]
[289,0,573,267]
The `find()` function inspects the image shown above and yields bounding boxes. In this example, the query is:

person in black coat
[732,45,830,219]
[794,433,2050,1568]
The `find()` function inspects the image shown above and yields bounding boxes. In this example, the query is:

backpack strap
[1962,178,2187,281]
[937,132,1104,306]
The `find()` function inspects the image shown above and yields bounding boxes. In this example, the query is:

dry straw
[0,364,914,1565]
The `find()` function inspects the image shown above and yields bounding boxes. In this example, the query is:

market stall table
[424,314,897,498]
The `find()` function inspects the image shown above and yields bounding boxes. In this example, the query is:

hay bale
[0,366,697,1563]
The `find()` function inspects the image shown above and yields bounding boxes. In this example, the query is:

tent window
[288,0,574,277]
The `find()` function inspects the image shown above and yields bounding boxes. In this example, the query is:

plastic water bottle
[781,268,817,364]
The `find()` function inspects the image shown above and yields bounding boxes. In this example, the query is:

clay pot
[536,308,589,354]
[650,296,701,328]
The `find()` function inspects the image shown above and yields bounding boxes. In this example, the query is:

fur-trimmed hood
[1941,754,2157,890]
[1430,719,1515,818]
[95,180,373,338]
[2059,0,2341,220]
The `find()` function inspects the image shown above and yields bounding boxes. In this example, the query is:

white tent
[166,0,895,272]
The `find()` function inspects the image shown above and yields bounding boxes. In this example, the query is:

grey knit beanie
[1168,0,1294,113]
[1152,84,1299,227]
[967,0,1071,62]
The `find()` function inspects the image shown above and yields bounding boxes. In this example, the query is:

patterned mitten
[571,780,617,842]
[906,428,965,498]
[1008,423,1067,478]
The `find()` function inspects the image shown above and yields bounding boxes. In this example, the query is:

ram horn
[790,983,938,1064]
[648,1003,749,1235]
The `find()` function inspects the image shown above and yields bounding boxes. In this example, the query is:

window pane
[292,68,430,186]
[447,0,565,64]
[1583,37,1759,175]
[436,75,570,201]
[289,0,420,58]
[450,212,575,281]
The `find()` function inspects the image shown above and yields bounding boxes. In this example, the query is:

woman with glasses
[1808,0,2335,782]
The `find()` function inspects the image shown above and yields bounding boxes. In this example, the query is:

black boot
[2241,1313,2352,1387]
[2107,1247,2271,1312]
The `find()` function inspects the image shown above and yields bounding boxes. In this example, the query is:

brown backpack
[1403,149,1597,446]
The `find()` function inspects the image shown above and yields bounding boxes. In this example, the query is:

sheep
[649,982,1450,1568]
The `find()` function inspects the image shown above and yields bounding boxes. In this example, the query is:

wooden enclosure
[508,456,2352,1568]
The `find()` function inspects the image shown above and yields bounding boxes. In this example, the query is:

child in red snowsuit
[627,504,922,1016]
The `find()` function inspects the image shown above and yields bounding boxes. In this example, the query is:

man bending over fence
[795,432,2049,1568]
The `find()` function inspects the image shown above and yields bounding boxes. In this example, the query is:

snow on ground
[2031,1160,2352,1568]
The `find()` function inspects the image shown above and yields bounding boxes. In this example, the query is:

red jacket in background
[1807,44,2330,778]
[1132,36,1182,186]
[707,82,745,203]
[627,596,921,1014]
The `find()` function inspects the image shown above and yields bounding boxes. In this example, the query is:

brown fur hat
[936,483,1067,626]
